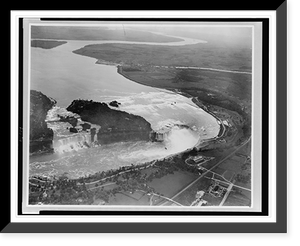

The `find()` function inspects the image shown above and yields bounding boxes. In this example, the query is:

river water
[29,34,219,179]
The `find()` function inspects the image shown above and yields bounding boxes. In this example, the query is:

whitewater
[29,33,220,179]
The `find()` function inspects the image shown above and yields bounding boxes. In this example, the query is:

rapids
[29,31,220,179]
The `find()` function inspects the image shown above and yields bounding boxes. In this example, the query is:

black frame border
[5,2,287,233]
[30,17,269,217]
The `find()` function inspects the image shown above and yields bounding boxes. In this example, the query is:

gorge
[30,90,56,154]
[29,29,221,179]
[30,92,157,154]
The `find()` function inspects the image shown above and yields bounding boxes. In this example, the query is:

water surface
[29,35,219,179]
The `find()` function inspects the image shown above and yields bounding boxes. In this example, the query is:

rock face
[58,115,78,127]
[69,127,78,133]
[66,99,153,144]
[109,100,121,108]
[30,90,56,153]
[80,123,91,131]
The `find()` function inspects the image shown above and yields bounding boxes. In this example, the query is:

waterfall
[53,132,91,153]
[45,106,101,154]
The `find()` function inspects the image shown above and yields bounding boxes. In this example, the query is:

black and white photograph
[25,20,257,210]
[5,4,290,235]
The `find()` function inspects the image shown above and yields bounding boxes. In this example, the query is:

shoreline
[29,65,227,181]
[117,64,224,136]
[28,74,249,206]
[116,64,249,150]
[28,31,251,206]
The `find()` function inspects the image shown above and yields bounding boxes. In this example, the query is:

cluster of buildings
[208,181,227,198]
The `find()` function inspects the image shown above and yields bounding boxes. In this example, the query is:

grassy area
[236,140,252,156]
[147,170,197,198]
[214,160,241,173]
[223,170,236,181]
[118,66,252,103]
[108,191,150,206]
[174,173,213,206]
[202,193,223,206]
[73,42,251,72]
[223,189,251,206]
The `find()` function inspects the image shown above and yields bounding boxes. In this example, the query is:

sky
[33,22,254,48]
[120,22,253,47]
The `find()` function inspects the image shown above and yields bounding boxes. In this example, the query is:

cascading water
[53,133,92,153]
[29,38,220,179]
[164,126,199,153]
[45,106,100,154]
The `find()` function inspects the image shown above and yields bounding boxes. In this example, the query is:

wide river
[29,34,220,179]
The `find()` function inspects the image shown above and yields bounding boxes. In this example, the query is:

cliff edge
[30,90,56,153]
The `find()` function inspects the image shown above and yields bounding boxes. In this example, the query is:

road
[152,192,184,206]
[192,97,227,148]
[87,182,116,191]
[135,190,183,206]
[207,176,251,192]
[218,182,234,206]
[160,137,251,206]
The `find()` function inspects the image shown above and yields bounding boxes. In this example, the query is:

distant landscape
[73,41,252,121]
[31,25,183,43]
[31,40,67,49]
[74,42,251,72]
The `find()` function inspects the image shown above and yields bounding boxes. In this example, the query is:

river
[29,33,219,179]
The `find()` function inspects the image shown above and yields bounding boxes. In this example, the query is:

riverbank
[28,74,245,205]
[117,64,249,144]
[28,30,251,206]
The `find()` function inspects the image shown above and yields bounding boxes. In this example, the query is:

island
[109,100,121,108]
[66,99,153,145]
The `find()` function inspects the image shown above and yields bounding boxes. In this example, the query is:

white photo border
[7,7,286,233]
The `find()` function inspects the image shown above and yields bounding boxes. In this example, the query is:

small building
[223,120,229,126]
[150,130,168,142]
[156,132,164,142]
[193,155,204,162]
[208,182,227,198]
